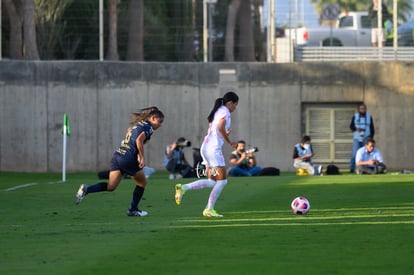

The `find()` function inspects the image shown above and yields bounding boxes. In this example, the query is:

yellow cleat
[202,209,223,218]
[175,184,184,205]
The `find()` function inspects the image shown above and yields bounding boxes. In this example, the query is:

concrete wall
[0,61,413,172]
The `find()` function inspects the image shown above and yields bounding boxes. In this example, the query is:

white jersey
[200,105,231,167]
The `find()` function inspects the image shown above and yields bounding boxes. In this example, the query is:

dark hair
[177,137,186,143]
[131,106,164,124]
[366,138,375,145]
[237,140,246,145]
[207,91,239,122]
[301,135,311,143]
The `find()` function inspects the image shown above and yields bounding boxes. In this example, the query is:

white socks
[183,179,216,191]
[206,179,227,210]
[182,178,228,210]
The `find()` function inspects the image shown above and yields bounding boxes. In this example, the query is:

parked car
[398,18,414,46]
[290,12,372,47]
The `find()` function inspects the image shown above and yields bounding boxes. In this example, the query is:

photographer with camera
[228,140,262,177]
[349,104,375,173]
[355,138,386,174]
[164,137,193,179]
[293,135,323,176]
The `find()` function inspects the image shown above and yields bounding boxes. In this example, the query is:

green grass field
[1,171,414,274]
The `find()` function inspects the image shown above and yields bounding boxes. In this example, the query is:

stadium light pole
[203,0,207,62]
[0,0,2,61]
[266,0,275,63]
[378,1,382,49]
[203,0,217,62]
[99,0,104,61]
[393,0,398,51]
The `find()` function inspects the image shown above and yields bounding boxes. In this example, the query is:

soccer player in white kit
[175,91,239,217]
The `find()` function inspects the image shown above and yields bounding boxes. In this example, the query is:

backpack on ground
[326,164,340,175]
[259,167,280,176]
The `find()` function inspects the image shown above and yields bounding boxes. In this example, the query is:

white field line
[3,182,38,191]
[48,181,64,184]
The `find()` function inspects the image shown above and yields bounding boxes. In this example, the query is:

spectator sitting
[228,140,262,176]
[293,135,323,176]
[164,137,193,179]
[355,138,386,174]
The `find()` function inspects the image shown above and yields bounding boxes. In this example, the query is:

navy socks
[129,185,145,211]
[86,182,108,194]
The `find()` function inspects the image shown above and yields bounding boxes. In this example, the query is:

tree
[22,0,40,59]
[126,0,144,61]
[252,0,265,61]
[3,0,23,59]
[225,0,241,61]
[171,0,194,61]
[238,0,255,61]
[4,0,39,59]
[35,0,72,59]
[107,0,119,60]
[225,0,256,61]
[60,0,99,60]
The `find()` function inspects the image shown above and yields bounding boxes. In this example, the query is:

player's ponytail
[207,91,239,122]
[207,98,224,122]
[131,106,164,124]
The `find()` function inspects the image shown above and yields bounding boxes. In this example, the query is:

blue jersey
[115,120,153,160]
[293,143,313,162]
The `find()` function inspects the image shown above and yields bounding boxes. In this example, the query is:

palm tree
[4,0,51,60]
[225,0,241,61]
[3,0,24,59]
[238,0,255,61]
[107,0,119,60]
[126,0,144,61]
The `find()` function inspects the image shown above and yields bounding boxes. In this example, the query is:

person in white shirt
[174,91,239,218]
[355,138,386,174]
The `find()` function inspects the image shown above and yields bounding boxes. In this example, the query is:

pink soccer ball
[291,196,311,215]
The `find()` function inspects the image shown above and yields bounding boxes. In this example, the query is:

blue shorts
[110,153,142,176]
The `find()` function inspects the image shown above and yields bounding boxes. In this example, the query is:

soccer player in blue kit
[75,107,164,217]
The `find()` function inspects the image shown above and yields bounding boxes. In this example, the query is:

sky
[263,0,320,28]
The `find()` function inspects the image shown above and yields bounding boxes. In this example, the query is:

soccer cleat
[75,184,88,204]
[127,209,148,217]
[175,184,185,205]
[202,209,223,218]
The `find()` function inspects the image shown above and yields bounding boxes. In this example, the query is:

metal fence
[294,46,414,62]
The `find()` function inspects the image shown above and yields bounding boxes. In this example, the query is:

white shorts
[371,28,385,43]
[200,143,225,167]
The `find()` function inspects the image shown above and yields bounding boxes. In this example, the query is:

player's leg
[175,168,216,205]
[175,144,217,205]
[74,170,122,204]
[203,166,227,217]
[127,170,148,216]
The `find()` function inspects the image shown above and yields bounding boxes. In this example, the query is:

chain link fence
[0,0,412,62]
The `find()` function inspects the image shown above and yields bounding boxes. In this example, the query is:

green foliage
[1,172,414,274]
[35,0,73,59]
[59,0,100,59]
